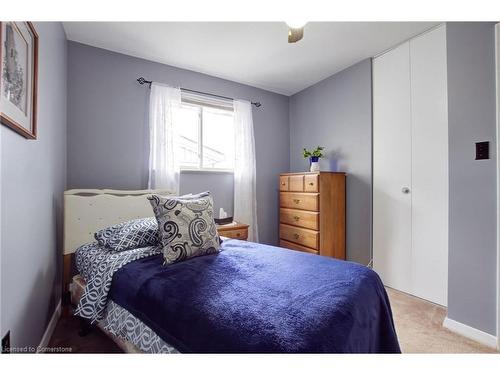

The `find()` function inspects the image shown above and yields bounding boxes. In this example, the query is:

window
[175,101,235,171]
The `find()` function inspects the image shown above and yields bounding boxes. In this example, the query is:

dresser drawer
[304,174,319,192]
[289,175,304,191]
[219,227,248,240]
[279,239,318,255]
[279,192,319,211]
[279,175,289,191]
[279,224,319,249]
[280,208,319,230]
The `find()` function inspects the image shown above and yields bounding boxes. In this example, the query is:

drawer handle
[293,233,300,240]
[236,232,241,237]
[293,216,300,221]
[293,199,301,204]
[308,182,314,186]
[281,182,285,186]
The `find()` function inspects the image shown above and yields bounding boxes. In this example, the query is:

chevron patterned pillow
[94,217,159,252]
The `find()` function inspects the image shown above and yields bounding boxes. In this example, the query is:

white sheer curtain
[233,100,259,242]
[148,83,182,193]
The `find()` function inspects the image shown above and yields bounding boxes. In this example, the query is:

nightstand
[216,222,249,241]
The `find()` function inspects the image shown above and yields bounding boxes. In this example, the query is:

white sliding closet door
[410,26,448,306]
[373,25,448,306]
[373,41,413,296]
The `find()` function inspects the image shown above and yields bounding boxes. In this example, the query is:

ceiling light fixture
[286,21,307,29]
[286,21,307,43]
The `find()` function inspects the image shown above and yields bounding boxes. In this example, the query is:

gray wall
[289,59,373,265]
[1,22,67,348]
[67,42,290,245]
[446,22,497,335]
[179,171,234,216]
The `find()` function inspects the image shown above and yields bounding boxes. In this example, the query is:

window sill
[180,168,234,174]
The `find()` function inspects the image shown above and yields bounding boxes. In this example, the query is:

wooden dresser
[279,172,346,259]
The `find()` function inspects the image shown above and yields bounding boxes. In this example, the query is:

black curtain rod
[137,77,262,108]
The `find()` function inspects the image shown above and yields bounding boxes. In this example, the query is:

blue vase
[309,156,320,172]
[310,156,319,163]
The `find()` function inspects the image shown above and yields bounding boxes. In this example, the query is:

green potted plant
[303,146,325,172]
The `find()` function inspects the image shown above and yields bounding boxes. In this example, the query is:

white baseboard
[443,316,498,349]
[37,299,61,352]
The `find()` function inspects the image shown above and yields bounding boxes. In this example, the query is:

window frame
[177,100,235,173]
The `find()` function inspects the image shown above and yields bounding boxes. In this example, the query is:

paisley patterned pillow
[94,217,159,252]
[148,192,221,264]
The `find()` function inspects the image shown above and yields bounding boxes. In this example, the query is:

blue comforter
[109,239,400,353]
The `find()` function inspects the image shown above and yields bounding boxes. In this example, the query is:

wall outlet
[2,331,10,354]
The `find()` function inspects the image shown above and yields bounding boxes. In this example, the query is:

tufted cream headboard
[63,188,174,255]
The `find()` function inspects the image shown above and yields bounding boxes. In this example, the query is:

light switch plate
[475,141,489,160]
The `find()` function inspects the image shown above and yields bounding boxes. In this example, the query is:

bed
[63,189,401,353]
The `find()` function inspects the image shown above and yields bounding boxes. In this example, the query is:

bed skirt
[70,275,178,353]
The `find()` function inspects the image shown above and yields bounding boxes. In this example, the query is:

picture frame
[0,22,38,139]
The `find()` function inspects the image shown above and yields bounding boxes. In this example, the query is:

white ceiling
[63,22,438,96]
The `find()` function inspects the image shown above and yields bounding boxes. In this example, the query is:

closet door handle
[402,187,410,194]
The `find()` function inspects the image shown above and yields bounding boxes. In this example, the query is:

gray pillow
[148,192,221,264]
[94,217,159,252]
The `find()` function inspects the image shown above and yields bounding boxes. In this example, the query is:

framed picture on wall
[0,22,38,139]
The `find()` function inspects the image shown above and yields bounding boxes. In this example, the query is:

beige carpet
[387,287,498,353]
